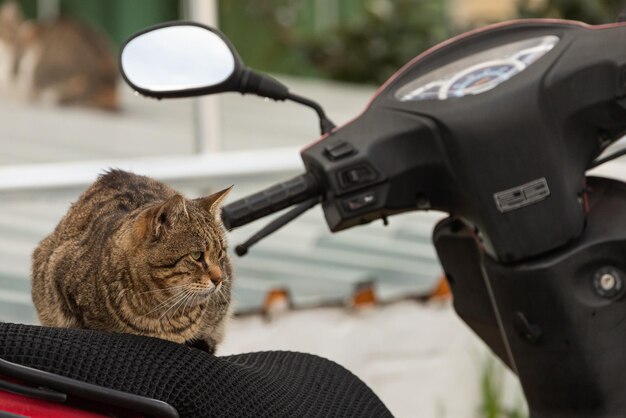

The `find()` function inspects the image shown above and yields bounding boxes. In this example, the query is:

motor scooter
[3,14,626,418]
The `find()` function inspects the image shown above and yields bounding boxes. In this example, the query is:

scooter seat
[0,322,392,417]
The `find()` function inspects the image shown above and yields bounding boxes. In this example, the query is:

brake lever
[234,196,321,256]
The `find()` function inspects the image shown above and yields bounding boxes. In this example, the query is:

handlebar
[221,173,319,230]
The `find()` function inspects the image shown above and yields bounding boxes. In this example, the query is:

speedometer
[440,59,525,99]
[400,81,444,101]
[396,35,559,102]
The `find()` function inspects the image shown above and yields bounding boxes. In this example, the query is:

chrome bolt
[600,273,617,291]
[593,267,624,298]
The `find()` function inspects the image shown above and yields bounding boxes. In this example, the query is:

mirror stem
[239,69,336,135]
[286,92,336,135]
[239,69,289,101]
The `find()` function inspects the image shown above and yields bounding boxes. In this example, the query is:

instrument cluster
[396,35,559,101]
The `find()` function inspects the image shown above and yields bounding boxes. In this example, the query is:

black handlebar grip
[221,173,319,230]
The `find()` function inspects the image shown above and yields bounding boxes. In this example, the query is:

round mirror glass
[121,25,236,93]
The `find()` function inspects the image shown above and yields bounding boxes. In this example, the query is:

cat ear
[0,1,22,26]
[136,194,188,240]
[194,186,233,219]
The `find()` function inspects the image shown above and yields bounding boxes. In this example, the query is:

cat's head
[0,1,37,81]
[128,187,233,299]
[0,1,22,44]
[0,1,21,76]
[0,1,34,48]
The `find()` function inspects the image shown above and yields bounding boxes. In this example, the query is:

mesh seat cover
[0,323,393,417]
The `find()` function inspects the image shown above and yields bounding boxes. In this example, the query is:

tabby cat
[32,170,233,354]
[0,1,118,110]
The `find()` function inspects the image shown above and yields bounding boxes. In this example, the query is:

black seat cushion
[0,323,393,417]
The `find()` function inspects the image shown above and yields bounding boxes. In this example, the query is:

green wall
[60,0,180,46]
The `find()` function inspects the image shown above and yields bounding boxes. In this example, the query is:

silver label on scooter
[494,178,550,213]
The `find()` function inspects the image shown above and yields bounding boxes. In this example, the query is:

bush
[517,0,625,24]
[220,0,449,85]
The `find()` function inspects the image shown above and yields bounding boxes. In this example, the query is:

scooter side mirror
[120,22,244,98]
[120,21,335,134]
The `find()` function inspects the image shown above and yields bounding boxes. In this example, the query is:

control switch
[339,165,377,188]
[344,192,377,212]
[324,141,355,161]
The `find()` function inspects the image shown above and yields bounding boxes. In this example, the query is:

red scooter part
[0,388,111,418]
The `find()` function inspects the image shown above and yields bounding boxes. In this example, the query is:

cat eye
[190,251,203,261]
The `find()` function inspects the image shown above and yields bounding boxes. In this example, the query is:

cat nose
[208,266,222,285]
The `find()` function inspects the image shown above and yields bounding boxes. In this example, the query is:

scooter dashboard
[396,35,559,101]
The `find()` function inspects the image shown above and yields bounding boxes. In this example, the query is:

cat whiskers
[159,288,194,320]
[142,288,190,317]
[181,290,197,319]
[138,284,189,296]
[172,288,201,322]
[214,282,229,305]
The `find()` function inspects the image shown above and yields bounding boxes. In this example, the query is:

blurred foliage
[300,0,449,84]
[518,0,625,24]
[219,0,318,79]
[480,357,528,418]
[10,0,36,18]
[220,0,450,85]
[16,0,626,86]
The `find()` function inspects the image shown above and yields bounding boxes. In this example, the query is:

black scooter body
[119,18,626,417]
[435,176,626,417]
[302,20,626,262]
[298,22,626,415]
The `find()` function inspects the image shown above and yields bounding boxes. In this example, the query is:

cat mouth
[193,286,219,297]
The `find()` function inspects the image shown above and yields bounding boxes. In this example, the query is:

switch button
[324,141,354,160]
[339,164,377,188]
[344,192,377,212]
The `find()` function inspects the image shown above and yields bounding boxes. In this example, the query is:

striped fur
[31,169,233,354]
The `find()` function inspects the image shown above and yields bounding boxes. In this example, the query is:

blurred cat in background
[0,1,119,110]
